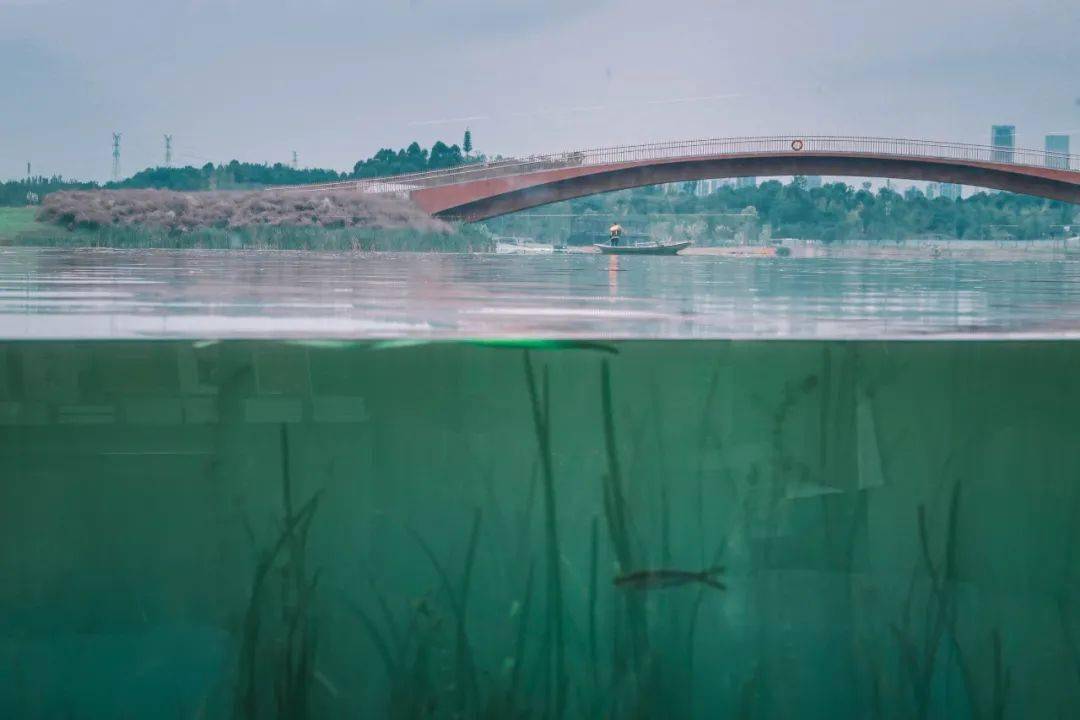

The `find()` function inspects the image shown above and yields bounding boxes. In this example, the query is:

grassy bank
[1,221,494,252]
[1,202,494,252]
[0,207,42,238]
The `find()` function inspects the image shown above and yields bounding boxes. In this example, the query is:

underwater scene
[2,338,1079,719]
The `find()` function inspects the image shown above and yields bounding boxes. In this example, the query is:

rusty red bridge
[284,136,1080,221]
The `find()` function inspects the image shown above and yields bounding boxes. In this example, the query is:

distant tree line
[0,176,97,206]
[489,180,1078,242]
[113,162,347,191]
[1,136,480,206]
[352,140,474,178]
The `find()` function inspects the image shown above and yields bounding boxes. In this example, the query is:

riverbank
[0,207,38,236]
[2,220,492,252]
[2,196,494,251]
[0,207,60,245]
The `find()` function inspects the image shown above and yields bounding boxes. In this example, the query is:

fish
[614,566,725,591]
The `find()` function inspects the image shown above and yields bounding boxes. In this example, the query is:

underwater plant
[346,574,452,720]
[523,351,569,720]
[1057,480,1080,688]
[348,505,546,719]
[234,425,323,720]
[887,481,1012,720]
[407,510,483,716]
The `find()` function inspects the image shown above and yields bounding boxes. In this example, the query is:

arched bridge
[286,136,1080,221]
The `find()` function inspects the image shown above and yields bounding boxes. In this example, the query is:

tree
[429,141,464,170]
[404,142,428,172]
[349,139,478,179]
[463,128,473,156]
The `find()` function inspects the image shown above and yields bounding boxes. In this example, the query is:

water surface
[4,247,1080,339]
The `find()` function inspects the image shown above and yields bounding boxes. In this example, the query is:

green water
[2,339,1079,718]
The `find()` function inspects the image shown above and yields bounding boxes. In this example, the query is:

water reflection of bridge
[284,136,1080,220]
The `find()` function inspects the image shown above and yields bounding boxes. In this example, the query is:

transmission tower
[111,133,122,181]
[164,135,173,167]
[292,150,298,169]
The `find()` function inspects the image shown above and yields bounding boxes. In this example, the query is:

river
[2,246,1080,718]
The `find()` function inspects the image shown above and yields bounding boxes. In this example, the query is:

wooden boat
[593,240,691,256]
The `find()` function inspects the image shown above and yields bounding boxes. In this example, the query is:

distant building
[695,179,717,196]
[925,183,939,199]
[1046,134,1071,170]
[992,125,1015,163]
[940,183,963,200]
[793,175,821,190]
[736,176,757,189]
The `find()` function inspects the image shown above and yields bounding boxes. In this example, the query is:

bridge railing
[277,135,1080,194]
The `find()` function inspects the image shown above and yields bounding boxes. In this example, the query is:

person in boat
[609,223,623,246]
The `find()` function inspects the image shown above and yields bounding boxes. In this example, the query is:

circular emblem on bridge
[791,139,804,151]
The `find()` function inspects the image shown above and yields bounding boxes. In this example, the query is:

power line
[111,132,122,181]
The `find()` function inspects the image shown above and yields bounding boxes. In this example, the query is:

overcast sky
[2,0,1079,181]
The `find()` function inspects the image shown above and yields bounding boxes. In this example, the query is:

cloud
[645,94,743,106]
[2,0,1079,180]
[408,115,491,127]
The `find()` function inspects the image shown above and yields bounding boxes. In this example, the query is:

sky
[2,0,1079,181]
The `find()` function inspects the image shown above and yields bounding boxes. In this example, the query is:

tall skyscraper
[992,125,1015,163]
[1046,134,1071,170]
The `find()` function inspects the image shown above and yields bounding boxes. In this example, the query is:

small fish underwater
[614,566,726,591]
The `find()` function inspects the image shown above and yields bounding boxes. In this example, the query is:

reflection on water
[1,339,1079,718]
[4,247,1080,338]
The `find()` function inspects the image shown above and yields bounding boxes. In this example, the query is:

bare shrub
[37,189,450,234]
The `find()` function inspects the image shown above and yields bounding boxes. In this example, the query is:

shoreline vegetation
[2,137,497,250]
[36,189,451,235]
[0,205,490,252]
